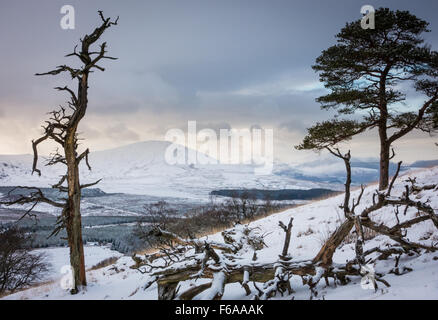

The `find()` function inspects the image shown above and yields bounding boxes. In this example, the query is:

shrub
[0,226,48,294]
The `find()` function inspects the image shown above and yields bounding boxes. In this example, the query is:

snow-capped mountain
[0,140,423,199]
[0,141,329,199]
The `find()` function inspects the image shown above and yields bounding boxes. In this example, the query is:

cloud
[195,121,232,134]
[279,119,309,133]
[78,124,102,140]
[230,74,324,97]
[1,0,438,165]
[104,123,140,142]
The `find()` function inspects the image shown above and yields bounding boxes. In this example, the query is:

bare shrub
[224,191,258,221]
[134,197,286,251]
[0,226,48,294]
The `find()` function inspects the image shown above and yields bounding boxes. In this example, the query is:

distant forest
[210,188,340,200]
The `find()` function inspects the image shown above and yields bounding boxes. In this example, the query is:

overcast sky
[0,0,437,163]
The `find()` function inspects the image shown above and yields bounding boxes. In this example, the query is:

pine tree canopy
[298,8,438,153]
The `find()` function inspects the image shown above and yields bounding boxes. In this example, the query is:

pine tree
[297,8,438,190]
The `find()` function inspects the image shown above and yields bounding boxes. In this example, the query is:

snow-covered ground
[2,166,437,300]
[34,245,123,283]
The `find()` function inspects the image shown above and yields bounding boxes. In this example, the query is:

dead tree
[279,218,293,260]
[0,11,118,294]
[312,148,363,266]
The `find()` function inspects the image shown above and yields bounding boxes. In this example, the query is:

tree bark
[379,141,390,191]
[158,282,178,300]
[64,69,89,293]
[65,143,86,292]
[279,218,293,259]
[377,64,391,191]
[312,219,354,266]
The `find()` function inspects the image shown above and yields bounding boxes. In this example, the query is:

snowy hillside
[33,246,123,283]
[3,166,437,300]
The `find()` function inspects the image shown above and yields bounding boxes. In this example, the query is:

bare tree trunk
[66,144,86,291]
[354,216,365,266]
[158,282,178,300]
[312,219,354,266]
[279,218,293,259]
[310,148,356,266]
[379,141,390,191]
[377,66,392,191]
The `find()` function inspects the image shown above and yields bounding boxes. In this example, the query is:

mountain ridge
[0,140,433,199]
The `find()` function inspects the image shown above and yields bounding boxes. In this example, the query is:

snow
[34,245,123,283]
[2,166,437,300]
